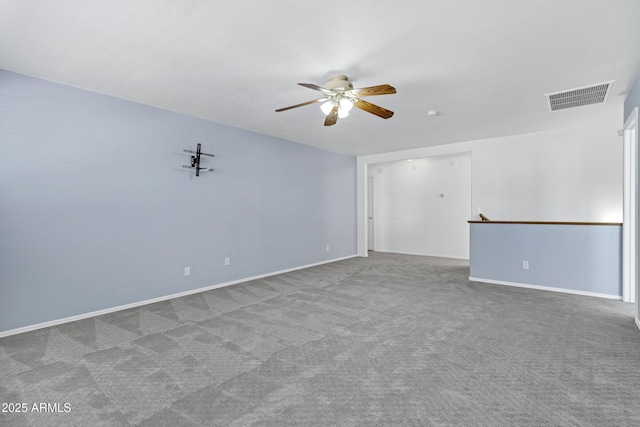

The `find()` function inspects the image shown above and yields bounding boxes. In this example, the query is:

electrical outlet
[224,257,230,266]
[326,245,330,251]
[184,266,191,276]
[522,261,529,270]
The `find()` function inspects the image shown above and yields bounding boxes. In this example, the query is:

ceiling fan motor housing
[324,75,353,92]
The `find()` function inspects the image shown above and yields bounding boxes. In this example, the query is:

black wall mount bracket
[182,143,214,176]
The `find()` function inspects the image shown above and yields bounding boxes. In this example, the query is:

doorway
[368,153,472,259]
[622,107,639,328]
[367,176,374,251]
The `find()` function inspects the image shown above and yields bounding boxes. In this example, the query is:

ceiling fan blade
[354,99,394,119]
[351,84,396,97]
[324,104,339,126]
[275,98,326,112]
[298,83,332,93]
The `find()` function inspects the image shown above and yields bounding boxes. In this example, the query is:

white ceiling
[1,1,639,156]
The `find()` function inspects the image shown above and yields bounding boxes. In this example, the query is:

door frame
[622,107,638,316]
[367,176,374,251]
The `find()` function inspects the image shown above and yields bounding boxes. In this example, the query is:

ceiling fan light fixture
[320,97,353,118]
[320,101,334,116]
[339,97,354,112]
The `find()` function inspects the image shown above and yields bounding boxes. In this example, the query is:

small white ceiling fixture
[545,80,615,112]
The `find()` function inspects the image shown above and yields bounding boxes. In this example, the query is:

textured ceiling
[1,0,639,156]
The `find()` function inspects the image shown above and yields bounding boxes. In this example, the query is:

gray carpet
[1,252,639,426]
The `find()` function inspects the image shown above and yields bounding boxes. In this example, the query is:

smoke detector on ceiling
[545,80,615,112]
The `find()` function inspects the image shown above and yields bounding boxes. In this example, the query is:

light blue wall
[469,223,622,297]
[0,70,357,333]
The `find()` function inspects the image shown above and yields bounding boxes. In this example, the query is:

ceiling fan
[275,75,396,126]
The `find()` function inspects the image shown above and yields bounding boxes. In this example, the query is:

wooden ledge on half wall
[468,217,622,226]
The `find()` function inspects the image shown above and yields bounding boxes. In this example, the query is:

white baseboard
[468,277,621,300]
[376,250,469,261]
[0,255,357,338]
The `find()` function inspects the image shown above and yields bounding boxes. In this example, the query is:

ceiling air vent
[545,80,615,112]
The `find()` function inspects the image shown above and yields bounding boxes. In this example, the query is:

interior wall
[472,125,622,222]
[469,223,622,298]
[357,121,623,255]
[624,73,640,121]
[370,153,471,259]
[0,70,357,333]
